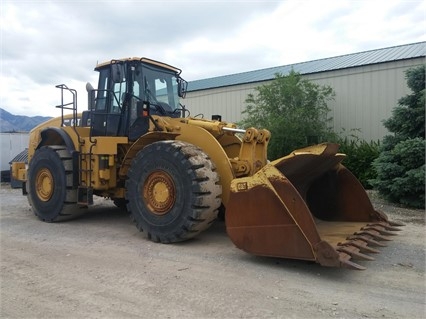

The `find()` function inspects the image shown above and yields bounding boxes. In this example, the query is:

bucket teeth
[354,229,392,241]
[340,240,380,254]
[361,225,398,236]
[337,245,375,261]
[367,222,402,232]
[347,234,387,247]
[388,220,405,227]
[340,257,367,270]
[332,220,402,269]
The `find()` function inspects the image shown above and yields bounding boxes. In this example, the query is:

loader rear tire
[126,140,222,243]
[27,146,82,222]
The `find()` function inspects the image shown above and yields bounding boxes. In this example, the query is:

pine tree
[371,65,425,208]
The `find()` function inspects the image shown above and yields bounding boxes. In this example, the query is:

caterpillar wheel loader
[11,57,402,270]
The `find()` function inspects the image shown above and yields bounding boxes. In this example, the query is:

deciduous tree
[239,71,336,159]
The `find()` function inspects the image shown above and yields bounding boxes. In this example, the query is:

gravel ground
[0,183,425,319]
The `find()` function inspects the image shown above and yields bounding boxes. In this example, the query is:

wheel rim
[143,170,176,215]
[35,168,54,202]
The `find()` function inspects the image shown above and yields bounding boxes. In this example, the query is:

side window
[133,81,140,97]
[111,81,125,113]
[172,77,179,109]
[155,78,168,104]
[129,81,140,126]
[96,65,126,113]
[96,69,109,111]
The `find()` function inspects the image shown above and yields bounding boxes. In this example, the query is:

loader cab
[85,58,187,139]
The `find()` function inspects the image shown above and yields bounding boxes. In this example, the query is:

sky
[0,0,425,117]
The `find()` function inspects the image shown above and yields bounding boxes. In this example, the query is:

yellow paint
[174,122,235,206]
[11,162,26,181]
[99,169,110,181]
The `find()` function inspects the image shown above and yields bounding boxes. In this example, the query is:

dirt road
[1,184,425,318]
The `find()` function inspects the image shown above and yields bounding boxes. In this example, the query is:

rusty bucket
[225,144,402,270]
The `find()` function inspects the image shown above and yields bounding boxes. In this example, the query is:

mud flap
[225,143,403,270]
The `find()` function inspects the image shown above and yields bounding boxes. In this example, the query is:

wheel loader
[11,57,402,270]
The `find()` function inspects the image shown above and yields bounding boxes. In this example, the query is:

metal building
[0,132,29,183]
[184,42,425,141]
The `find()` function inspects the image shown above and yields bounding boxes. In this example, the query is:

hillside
[0,108,52,132]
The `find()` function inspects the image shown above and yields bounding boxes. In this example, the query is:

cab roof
[95,57,182,74]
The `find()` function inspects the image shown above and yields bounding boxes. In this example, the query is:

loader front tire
[27,146,81,222]
[126,140,222,243]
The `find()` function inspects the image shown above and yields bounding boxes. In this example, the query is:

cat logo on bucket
[236,182,248,191]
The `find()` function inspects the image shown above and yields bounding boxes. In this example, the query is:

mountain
[0,108,52,132]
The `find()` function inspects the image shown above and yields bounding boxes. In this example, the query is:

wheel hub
[143,171,176,215]
[35,168,54,202]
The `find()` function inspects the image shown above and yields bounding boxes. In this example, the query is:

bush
[370,65,425,209]
[336,136,380,189]
[239,71,336,160]
[372,138,425,208]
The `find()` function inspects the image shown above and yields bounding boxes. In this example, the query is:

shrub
[337,136,380,189]
[370,65,425,209]
[372,138,425,208]
[239,71,336,160]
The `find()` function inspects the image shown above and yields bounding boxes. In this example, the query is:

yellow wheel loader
[11,57,402,270]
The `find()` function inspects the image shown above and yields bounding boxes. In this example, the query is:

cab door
[91,63,126,137]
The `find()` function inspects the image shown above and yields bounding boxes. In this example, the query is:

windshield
[133,63,180,113]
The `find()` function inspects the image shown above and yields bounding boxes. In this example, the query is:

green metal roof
[187,42,426,92]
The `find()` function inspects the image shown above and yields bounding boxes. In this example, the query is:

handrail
[55,84,78,127]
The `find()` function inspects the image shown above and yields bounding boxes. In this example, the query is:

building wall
[0,133,29,171]
[304,57,425,141]
[183,82,256,124]
[184,57,425,141]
